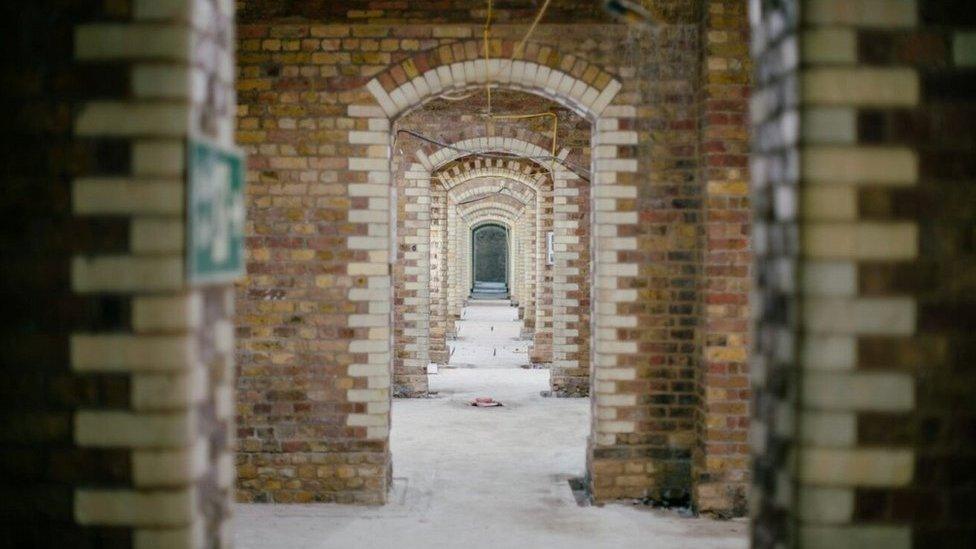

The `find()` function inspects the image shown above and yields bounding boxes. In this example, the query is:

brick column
[751,0,932,545]
[551,168,591,396]
[57,1,236,545]
[530,176,554,365]
[587,106,645,500]
[446,194,460,339]
[520,196,538,338]
[459,216,470,304]
[393,164,431,396]
[694,0,752,516]
[428,183,449,365]
[508,216,524,306]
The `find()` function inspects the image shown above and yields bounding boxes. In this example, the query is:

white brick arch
[469,216,514,230]
[346,40,642,499]
[422,136,573,180]
[455,191,529,215]
[460,203,523,222]
[367,40,622,122]
[449,178,536,206]
[437,163,547,195]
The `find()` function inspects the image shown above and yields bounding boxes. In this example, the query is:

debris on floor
[634,489,696,517]
[471,396,503,407]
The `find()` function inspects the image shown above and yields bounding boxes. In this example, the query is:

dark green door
[473,225,507,284]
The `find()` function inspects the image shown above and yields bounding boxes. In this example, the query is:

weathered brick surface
[429,184,451,365]
[695,0,752,517]
[531,174,555,366]
[392,160,431,397]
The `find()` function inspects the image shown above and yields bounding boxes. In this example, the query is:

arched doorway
[471,223,508,299]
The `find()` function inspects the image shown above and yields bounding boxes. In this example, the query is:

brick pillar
[428,183,449,365]
[694,0,752,516]
[751,0,948,545]
[551,168,591,396]
[508,215,524,304]
[0,1,236,545]
[393,164,430,396]
[446,194,460,339]
[899,4,976,544]
[460,216,471,303]
[530,176,554,365]
[587,106,646,500]
[520,195,538,338]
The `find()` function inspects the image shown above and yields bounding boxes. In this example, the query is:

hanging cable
[512,0,552,58]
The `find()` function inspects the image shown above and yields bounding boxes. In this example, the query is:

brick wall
[1,0,237,545]
[429,184,450,364]
[695,0,752,516]
[394,161,431,396]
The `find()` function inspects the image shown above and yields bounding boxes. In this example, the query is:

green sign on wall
[187,137,246,284]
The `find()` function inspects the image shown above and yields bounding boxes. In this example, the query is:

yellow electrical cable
[482,0,557,159]
[513,0,552,59]
[428,2,562,177]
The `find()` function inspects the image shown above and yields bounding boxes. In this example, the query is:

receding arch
[449,179,536,207]
[367,39,623,122]
[344,38,642,502]
[458,191,525,215]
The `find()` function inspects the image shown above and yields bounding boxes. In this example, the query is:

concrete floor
[234,302,747,549]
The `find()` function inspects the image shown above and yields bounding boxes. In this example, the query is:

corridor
[7,1,976,546]
[234,303,746,548]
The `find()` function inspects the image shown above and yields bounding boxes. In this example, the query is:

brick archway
[340,41,645,500]
[230,8,756,512]
[463,210,521,305]
[367,39,622,121]
[431,169,542,363]
[421,141,585,392]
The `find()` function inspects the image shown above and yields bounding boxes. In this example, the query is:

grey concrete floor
[234,302,747,549]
